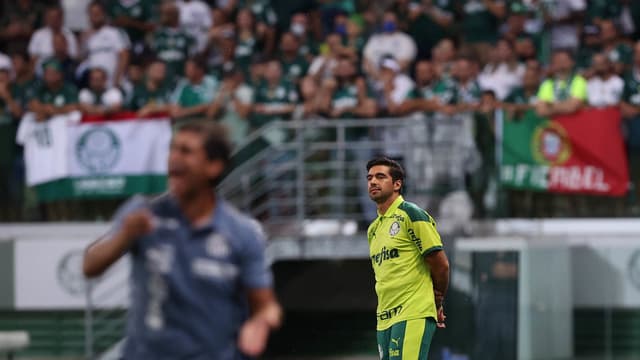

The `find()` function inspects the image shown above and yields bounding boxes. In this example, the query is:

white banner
[17,113,172,186]
[15,238,130,310]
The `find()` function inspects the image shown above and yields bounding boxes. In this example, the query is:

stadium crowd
[1,0,640,220]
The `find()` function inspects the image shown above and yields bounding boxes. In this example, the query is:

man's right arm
[83,210,153,278]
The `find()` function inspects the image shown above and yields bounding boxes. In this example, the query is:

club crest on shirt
[389,222,400,236]
[206,234,230,257]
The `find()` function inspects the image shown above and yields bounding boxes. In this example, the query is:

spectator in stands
[28,6,78,71]
[587,53,624,108]
[402,59,453,115]
[585,0,621,26]
[453,57,482,111]
[108,0,155,55]
[457,0,506,65]
[177,0,213,53]
[221,8,272,77]
[130,60,173,116]
[206,66,253,147]
[289,12,319,60]
[363,10,417,76]
[503,66,540,118]
[344,15,366,56]
[600,20,632,75]
[78,67,125,115]
[170,56,219,121]
[151,2,196,81]
[472,89,499,218]
[432,38,457,80]
[307,33,353,83]
[535,50,587,117]
[323,56,377,121]
[29,58,78,121]
[379,56,415,117]
[406,0,455,60]
[621,40,640,206]
[50,32,78,85]
[9,52,39,118]
[0,57,21,122]
[251,59,298,137]
[478,39,525,100]
[0,0,41,53]
[279,32,309,85]
[240,0,278,33]
[297,76,323,119]
[542,0,586,52]
[80,1,131,86]
[576,24,602,75]
[209,34,237,79]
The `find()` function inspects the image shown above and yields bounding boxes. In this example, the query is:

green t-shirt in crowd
[504,86,537,105]
[171,75,219,108]
[623,70,640,106]
[108,0,153,43]
[128,82,172,110]
[457,0,503,43]
[585,0,621,24]
[408,0,454,56]
[251,79,298,128]
[281,55,309,84]
[150,27,196,80]
[36,83,78,107]
[239,0,278,26]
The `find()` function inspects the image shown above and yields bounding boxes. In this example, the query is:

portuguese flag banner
[500,108,629,196]
[17,111,171,202]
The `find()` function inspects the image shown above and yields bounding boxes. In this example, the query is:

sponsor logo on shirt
[371,246,400,266]
[389,222,400,236]
[377,304,403,321]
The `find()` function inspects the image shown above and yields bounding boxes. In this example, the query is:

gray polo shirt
[112,193,272,360]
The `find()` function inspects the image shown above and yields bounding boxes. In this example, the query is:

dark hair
[88,0,105,11]
[366,157,405,191]
[176,121,232,168]
[186,55,208,72]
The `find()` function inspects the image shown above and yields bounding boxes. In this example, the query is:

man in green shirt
[453,57,482,111]
[9,52,39,115]
[149,2,196,80]
[457,0,506,63]
[279,32,310,85]
[170,56,220,121]
[407,0,455,59]
[129,59,173,115]
[29,58,78,121]
[109,0,154,52]
[535,50,587,117]
[600,20,632,75]
[251,59,298,131]
[503,66,540,118]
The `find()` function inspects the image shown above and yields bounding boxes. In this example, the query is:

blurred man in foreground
[83,122,282,359]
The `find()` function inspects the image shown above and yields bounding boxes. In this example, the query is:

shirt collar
[378,195,404,217]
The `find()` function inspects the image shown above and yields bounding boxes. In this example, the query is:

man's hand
[436,306,446,328]
[238,317,270,357]
[120,210,154,242]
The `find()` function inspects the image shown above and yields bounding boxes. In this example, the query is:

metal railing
[219,113,476,234]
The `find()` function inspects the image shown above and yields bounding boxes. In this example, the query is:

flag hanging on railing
[17,111,171,202]
[500,108,629,196]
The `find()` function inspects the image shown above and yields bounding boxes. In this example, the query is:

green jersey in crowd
[150,27,196,80]
[107,0,153,43]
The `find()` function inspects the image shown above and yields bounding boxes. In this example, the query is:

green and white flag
[17,112,171,201]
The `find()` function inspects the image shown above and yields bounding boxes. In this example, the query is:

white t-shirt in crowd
[28,27,79,61]
[546,0,586,50]
[478,62,525,100]
[176,0,213,52]
[363,32,417,70]
[79,87,124,107]
[16,111,82,186]
[82,26,130,83]
[587,75,624,107]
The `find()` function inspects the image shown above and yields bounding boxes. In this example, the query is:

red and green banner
[501,108,629,196]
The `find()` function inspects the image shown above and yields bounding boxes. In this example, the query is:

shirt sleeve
[239,220,273,289]
[537,80,554,102]
[405,208,443,255]
[570,76,588,101]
